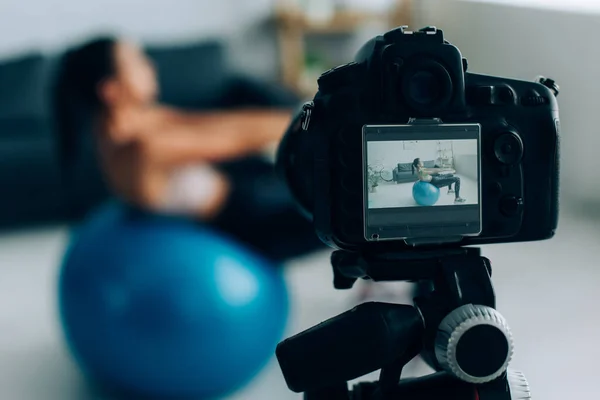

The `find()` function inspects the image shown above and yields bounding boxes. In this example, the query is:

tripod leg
[304,383,350,400]
[378,340,421,399]
[350,382,379,400]
[417,254,497,372]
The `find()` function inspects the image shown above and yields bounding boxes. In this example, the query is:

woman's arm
[136,109,293,166]
[423,167,455,174]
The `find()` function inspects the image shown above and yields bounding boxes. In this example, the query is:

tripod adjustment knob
[507,370,532,399]
[435,304,514,384]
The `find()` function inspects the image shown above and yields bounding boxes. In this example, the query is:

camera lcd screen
[363,124,482,242]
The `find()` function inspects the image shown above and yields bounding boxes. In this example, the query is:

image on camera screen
[363,124,481,241]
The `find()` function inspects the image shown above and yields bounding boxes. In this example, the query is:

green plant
[367,165,380,188]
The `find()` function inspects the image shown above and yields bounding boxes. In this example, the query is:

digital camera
[277,26,560,252]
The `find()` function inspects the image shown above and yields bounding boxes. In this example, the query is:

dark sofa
[0,40,298,229]
[392,160,436,184]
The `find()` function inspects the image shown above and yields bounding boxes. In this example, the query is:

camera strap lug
[301,101,314,131]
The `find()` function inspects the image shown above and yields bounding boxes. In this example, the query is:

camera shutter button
[493,133,523,165]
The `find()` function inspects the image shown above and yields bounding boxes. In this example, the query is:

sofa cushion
[397,160,436,172]
[0,117,64,226]
[0,53,50,120]
[147,41,228,109]
[0,117,60,184]
[397,163,413,172]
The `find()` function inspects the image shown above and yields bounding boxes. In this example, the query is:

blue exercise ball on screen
[413,181,440,206]
[58,201,289,399]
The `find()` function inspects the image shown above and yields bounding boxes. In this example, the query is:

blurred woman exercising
[55,37,323,261]
[412,158,466,203]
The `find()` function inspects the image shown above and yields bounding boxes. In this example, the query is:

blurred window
[470,0,600,12]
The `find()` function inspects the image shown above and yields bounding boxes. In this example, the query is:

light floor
[368,175,478,209]
[0,208,599,399]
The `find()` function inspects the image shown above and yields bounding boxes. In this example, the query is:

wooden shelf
[275,9,382,34]
[274,1,413,95]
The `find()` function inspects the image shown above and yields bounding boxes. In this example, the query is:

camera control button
[500,196,523,217]
[471,85,515,106]
[537,76,560,97]
[489,182,503,195]
[521,88,549,106]
[496,86,516,104]
[493,133,523,165]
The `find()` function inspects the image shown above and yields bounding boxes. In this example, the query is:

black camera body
[278,26,560,253]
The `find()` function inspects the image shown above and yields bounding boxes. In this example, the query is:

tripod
[276,247,531,400]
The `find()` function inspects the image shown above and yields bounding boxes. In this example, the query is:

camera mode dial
[537,76,560,97]
[435,304,514,384]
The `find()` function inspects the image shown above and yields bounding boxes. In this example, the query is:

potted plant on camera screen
[368,165,379,193]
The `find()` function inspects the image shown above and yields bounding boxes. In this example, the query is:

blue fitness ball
[412,181,440,206]
[58,201,289,399]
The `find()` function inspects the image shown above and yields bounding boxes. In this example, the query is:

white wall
[468,0,600,13]
[452,140,477,157]
[415,0,600,205]
[0,0,278,77]
[0,0,391,81]
[453,139,478,181]
[368,141,437,170]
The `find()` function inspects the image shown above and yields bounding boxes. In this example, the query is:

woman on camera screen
[412,158,466,203]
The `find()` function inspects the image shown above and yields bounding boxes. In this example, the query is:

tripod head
[276,248,530,400]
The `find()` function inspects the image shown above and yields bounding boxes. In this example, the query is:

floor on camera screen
[0,207,598,399]
[368,175,479,209]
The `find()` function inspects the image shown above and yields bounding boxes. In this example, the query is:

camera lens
[408,71,441,105]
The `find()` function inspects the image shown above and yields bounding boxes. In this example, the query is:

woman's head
[60,37,158,110]
[54,37,158,173]
[412,158,422,174]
